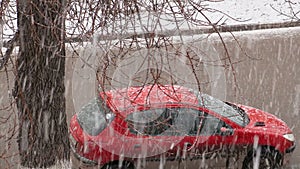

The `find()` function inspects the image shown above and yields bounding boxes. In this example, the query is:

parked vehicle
[69,84,295,169]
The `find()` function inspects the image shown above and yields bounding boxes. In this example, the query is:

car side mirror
[220,127,234,136]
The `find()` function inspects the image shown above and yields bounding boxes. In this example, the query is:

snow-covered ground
[2,0,300,41]
[203,0,299,25]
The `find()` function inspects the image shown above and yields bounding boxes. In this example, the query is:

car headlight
[283,133,295,142]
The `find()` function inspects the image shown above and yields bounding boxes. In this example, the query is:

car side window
[126,108,173,136]
[200,113,230,135]
[172,108,202,136]
[126,108,201,136]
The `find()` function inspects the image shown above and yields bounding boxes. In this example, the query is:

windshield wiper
[225,102,249,126]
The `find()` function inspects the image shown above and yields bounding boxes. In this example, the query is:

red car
[69,84,295,169]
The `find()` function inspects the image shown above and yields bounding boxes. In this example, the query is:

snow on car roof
[101,84,199,111]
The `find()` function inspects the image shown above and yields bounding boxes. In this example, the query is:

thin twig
[0,31,18,71]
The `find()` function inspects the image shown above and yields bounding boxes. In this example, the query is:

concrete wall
[210,27,300,166]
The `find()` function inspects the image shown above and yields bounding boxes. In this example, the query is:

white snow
[203,0,300,25]
[2,1,300,168]
[19,160,71,169]
[1,0,299,43]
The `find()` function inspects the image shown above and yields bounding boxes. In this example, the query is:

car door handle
[184,142,192,148]
[134,144,141,149]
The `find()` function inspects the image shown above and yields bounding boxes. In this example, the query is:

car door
[180,111,236,168]
[124,107,183,160]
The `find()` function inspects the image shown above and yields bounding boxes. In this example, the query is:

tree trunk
[15,0,70,168]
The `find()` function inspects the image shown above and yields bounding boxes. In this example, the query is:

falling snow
[1,0,300,169]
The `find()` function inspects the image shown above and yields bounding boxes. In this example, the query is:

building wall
[210,27,300,165]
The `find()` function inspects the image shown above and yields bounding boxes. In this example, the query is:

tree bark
[15,0,70,168]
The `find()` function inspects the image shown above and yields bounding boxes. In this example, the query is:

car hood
[238,104,292,134]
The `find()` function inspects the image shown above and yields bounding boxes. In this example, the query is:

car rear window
[77,97,114,136]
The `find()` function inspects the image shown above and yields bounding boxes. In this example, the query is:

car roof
[100,84,199,111]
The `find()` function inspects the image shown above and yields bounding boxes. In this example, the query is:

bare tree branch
[0,31,18,71]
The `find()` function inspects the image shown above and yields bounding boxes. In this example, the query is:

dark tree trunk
[15,0,70,168]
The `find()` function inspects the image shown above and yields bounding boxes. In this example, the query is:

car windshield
[196,93,249,127]
[77,97,114,136]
